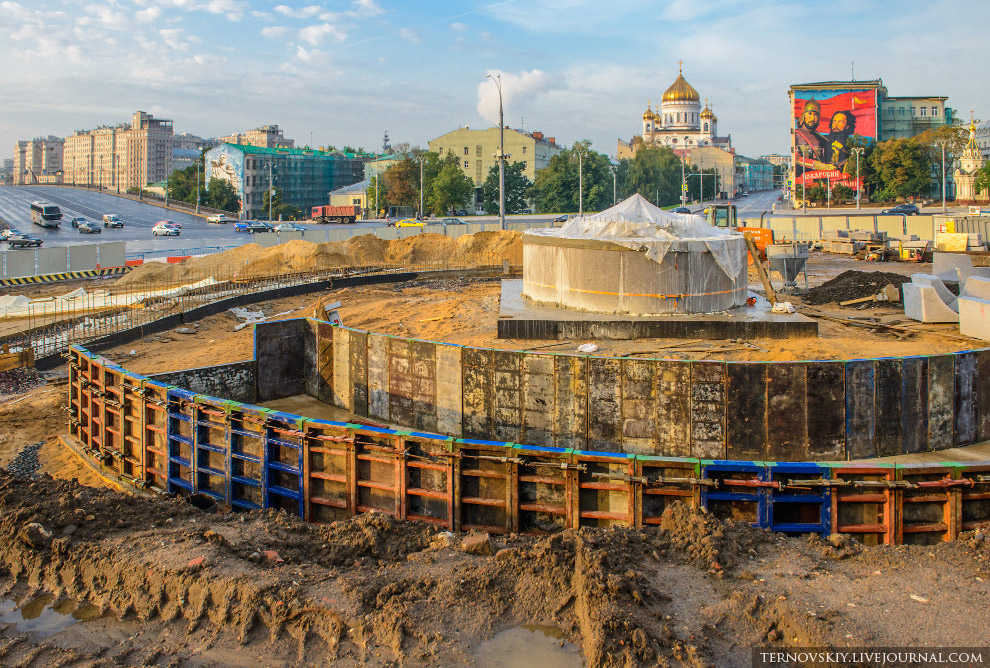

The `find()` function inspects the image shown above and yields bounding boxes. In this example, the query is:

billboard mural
[205,145,244,211]
[792,88,877,187]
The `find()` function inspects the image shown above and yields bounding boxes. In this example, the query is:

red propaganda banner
[793,87,877,185]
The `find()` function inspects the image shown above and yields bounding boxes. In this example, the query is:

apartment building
[62,111,174,191]
[12,136,63,185]
[428,126,563,188]
[218,124,294,149]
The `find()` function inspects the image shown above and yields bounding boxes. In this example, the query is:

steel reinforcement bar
[66,344,990,545]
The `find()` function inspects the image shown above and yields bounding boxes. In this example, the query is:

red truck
[311,205,359,224]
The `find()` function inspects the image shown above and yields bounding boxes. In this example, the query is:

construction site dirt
[2,240,990,666]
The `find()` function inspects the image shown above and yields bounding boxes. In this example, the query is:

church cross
[677,59,684,73]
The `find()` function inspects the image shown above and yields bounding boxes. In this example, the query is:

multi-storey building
[172,133,215,172]
[204,143,371,219]
[12,136,63,184]
[62,111,174,191]
[218,125,294,149]
[975,119,990,160]
[736,155,775,192]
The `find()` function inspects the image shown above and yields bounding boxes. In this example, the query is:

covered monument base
[497,279,818,339]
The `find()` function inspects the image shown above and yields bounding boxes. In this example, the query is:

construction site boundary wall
[66,340,990,544]
[1,242,126,279]
[740,215,943,242]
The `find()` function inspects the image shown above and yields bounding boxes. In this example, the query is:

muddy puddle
[474,624,584,667]
[0,593,101,637]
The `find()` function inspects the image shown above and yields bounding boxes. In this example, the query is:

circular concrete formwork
[521,233,748,315]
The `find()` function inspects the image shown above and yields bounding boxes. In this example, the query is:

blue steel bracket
[767,462,832,536]
[701,461,770,529]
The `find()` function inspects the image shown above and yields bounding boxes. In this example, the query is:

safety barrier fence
[739,213,973,244]
[1,242,126,280]
[67,345,990,544]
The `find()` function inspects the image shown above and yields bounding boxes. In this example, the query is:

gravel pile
[0,367,46,397]
[6,441,42,477]
[803,270,911,306]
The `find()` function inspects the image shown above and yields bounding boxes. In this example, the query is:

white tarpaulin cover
[526,193,743,280]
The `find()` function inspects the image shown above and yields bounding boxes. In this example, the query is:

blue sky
[1,0,986,160]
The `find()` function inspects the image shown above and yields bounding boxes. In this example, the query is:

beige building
[428,127,563,187]
[63,111,174,191]
[219,124,294,149]
[955,118,989,204]
[687,146,738,197]
[12,136,63,184]
[328,179,369,213]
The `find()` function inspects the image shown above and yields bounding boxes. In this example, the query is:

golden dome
[642,105,656,121]
[661,63,699,103]
[700,99,716,121]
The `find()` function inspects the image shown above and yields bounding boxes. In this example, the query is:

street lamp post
[419,156,424,219]
[611,162,617,206]
[578,148,584,217]
[851,147,864,210]
[267,161,274,222]
[935,139,951,213]
[680,152,686,206]
[486,73,506,230]
[195,158,201,214]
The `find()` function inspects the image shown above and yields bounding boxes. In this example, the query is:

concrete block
[910,274,958,311]
[932,252,972,282]
[903,284,959,323]
[963,276,990,300]
[957,267,990,292]
[959,296,990,341]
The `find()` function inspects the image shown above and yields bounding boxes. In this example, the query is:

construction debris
[803,270,911,306]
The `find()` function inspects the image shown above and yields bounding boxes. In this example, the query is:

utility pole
[487,73,506,230]
[826,173,831,213]
[267,161,273,222]
[195,158,201,214]
[578,148,584,217]
[935,138,951,212]
[851,147,864,210]
[419,156,424,218]
[680,152,686,206]
[611,162,617,206]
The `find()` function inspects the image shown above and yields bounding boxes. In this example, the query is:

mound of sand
[117,231,521,287]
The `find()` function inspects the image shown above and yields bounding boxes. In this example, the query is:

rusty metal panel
[767,363,806,461]
[367,334,389,421]
[978,350,990,442]
[316,322,334,403]
[587,357,622,452]
[928,354,954,450]
[554,355,587,450]
[331,327,351,410]
[349,330,369,417]
[845,360,876,460]
[462,347,494,440]
[806,362,845,460]
[493,351,522,443]
[900,357,929,454]
[411,340,438,433]
[521,353,555,447]
[620,359,657,455]
[726,363,767,461]
[954,352,977,446]
[436,344,463,437]
[690,361,725,459]
[388,337,414,427]
[657,361,691,458]
[875,359,903,458]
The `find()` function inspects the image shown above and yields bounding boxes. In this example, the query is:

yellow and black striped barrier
[0,266,131,287]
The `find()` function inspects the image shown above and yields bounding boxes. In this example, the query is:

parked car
[275,222,306,233]
[69,217,87,228]
[159,220,181,229]
[7,233,43,248]
[454,209,469,216]
[0,228,23,240]
[552,214,568,223]
[880,203,920,216]
[671,207,691,214]
[440,218,465,225]
[152,223,180,236]
[206,214,228,224]
[78,221,102,234]
[102,214,123,228]
[246,222,275,233]
[233,221,252,232]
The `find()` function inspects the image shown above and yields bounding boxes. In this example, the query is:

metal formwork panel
[120,372,147,485]
[351,425,402,517]
[896,464,961,545]
[954,352,978,446]
[228,405,268,512]
[829,464,896,545]
[99,363,127,478]
[66,348,87,444]
[845,360,876,459]
[768,463,830,536]
[521,353,555,448]
[691,362,726,459]
[265,411,306,518]
[350,329,369,417]
[303,420,354,523]
[514,444,573,534]
[806,362,846,460]
[411,341,438,434]
[977,351,990,442]
[619,359,657,455]
[701,461,768,528]
[388,337,414,427]
[901,357,929,454]
[166,388,196,495]
[657,361,691,457]
[725,363,767,461]
[954,462,990,533]
[316,321,335,404]
[367,332,389,421]
[553,355,587,451]
[493,351,522,443]
[572,450,635,528]
[455,438,515,534]
[928,354,955,450]
[193,397,231,507]
[402,432,455,528]
[875,359,903,458]
[86,357,108,458]
[586,357,622,452]
[767,364,808,462]
[636,457,701,525]
[141,380,170,492]
[462,347,494,440]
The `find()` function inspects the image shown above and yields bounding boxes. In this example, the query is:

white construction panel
[4,249,37,278]
[68,244,98,272]
[38,246,68,275]
[276,231,304,244]
[97,242,125,268]
[959,296,990,341]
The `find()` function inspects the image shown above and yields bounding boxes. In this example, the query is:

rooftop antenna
[851,61,855,81]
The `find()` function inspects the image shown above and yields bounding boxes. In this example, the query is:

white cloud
[85,4,129,30]
[450,22,468,32]
[135,6,162,23]
[274,4,323,19]
[298,22,346,46]
[398,27,420,44]
[350,0,383,18]
[252,10,272,19]
[261,25,290,38]
[295,45,324,63]
[159,27,190,50]
[476,69,559,126]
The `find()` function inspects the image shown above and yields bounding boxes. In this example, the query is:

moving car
[160,220,181,229]
[246,222,275,233]
[552,214,568,223]
[396,218,424,227]
[275,223,306,233]
[152,223,180,236]
[78,221,102,234]
[206,214,228,224]
[7,233,43,248]
[880,203,920,216]
[0,228,23,240]
[102,214,123,228]
[454,209,469,216]
[440,218,465,225]
[671,207,691,214]
[69,217,88,228]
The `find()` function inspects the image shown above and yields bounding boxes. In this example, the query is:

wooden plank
[620,359,657,455]
[331,326,351,411]
[845,360,876,460]
[587,357,622,452]
[554,355,587,450]
[875,359,902,458]
[725,363,766,461]
[521,353,555,448]
[928,354,955,451]
[690,361,725,459]
[388,337,414,427]
[900,357,929,454]
[462,348,494,440]
[349,330,369,417]
[316,322,335,403]
[435,345,463,436]
[367,334,389,421]
[411,340,438,433]
[493,351,522,442]
[806,362,845,460]
[657,361,691,458]
[954,352,977,446]
[767,363,806,461]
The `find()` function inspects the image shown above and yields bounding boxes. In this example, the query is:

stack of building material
[935,231,983,252]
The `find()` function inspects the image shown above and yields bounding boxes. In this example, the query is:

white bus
[29,201,62,228]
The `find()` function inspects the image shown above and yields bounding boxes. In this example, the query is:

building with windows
[203,144,371,220]
[975,119,990,160]
[62,111,174,191]
[328,179,370,213]
[172,133,215,172]
[760,154,790,167]
[955,119,989,204]
[218,125,294,149]
[12,136,63,185]
[736,156,774,192]
[428,126,563,188]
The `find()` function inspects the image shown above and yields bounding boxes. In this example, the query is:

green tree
[619,145,682,206]
[529,141,613,213]
[685,165,719,204]
[870,138,931,201]
[204,178,239,213]
[481,161,533,214]
[974,162,990,196]
[841,135,877,201]
[832,184,854,203]
[427,154,474,215]
[806,183,827,204]
[384,157,419,207]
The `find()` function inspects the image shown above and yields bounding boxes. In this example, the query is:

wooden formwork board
[352,426,402,518]
[303,420,353,523]
[830,465,896,545]
[455,439,515,534]
[514,445,572,534]
[402,432,455,529]
[141,381,170,492]
[571,451,636,529]
[955,462,990,533]
[636,457,701,525]
[896,464,960,545]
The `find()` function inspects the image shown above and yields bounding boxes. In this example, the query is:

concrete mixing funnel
[767,242,810,292]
